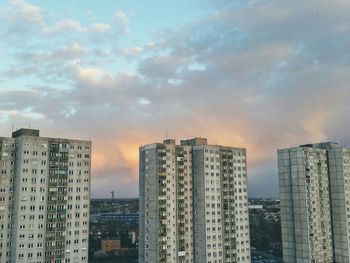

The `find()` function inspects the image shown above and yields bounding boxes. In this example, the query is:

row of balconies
[45,236,65,241]
[177,161,184,166]
[159,167,167,173]
[46,227,66,232]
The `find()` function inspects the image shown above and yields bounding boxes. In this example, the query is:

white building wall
[11,136,49,263]
[181,146,194,262]
[63,141,91,263]
[193,144,250,263]
[200,145,224,263]
[0,129,91,263]
[164,143,178,262]
[0,137,16,263]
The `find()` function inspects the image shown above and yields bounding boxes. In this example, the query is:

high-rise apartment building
[139,139,194,263]
[191,141,250,263]
[278,142,350,263]
[139,138,250,263]
[0,128,91,263]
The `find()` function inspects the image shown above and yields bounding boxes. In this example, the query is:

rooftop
[300,142,339,149]
[12,128,40,138]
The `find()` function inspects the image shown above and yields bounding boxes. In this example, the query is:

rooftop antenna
[111,191,115,200]
[29,122,31,129]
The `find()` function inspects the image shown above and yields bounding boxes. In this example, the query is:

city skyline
[1,0,350,198]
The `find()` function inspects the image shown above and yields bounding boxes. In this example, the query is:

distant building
[278,142,350,263]
[101,239,121,252]
[0,128,91,263]
[248,204,264,210]
[139,138,250,263]
[90,212,138,223]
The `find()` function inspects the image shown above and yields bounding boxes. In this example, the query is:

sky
[1,0,350,198]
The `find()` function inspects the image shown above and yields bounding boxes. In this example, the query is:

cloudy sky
[1,0,350,198]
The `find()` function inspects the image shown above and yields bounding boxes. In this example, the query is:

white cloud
[50,43,87,60]
[138,98,150,105]
[10,0,44,25]
[70,62,104,85]
[138,55,189,79]
[118,47,144,57]
[90,23,112,33]
[114,10,129,34]
[45,19,86,33]
[188,63,206,71]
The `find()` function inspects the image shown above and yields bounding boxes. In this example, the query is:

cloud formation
[1,0,350,197]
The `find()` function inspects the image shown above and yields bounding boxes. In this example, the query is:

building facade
[0,129,91,263]
[278,142,350,263]
[139,138,250,263]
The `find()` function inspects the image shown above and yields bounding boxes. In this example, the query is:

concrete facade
[139,140,193,263]
[139,138,250,263]
[192,144,250,263]
[0,129,91,263]
[278,142,350,263]
[328,147,350,263]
